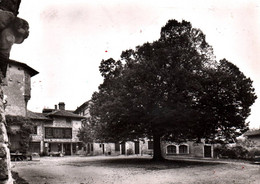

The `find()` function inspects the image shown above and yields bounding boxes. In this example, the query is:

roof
[27,111,51,121]
[42,108,54,114]
[8,59,39,77]
[74,100,90,114]
[45,110,85,119]
[244,129,260,137]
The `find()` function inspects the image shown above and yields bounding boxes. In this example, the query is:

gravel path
[12,156,260,184]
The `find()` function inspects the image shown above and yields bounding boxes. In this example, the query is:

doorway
[134,141,140,154]
[204,145,212,158]
[121,142,126,155]
[63,143,71,155]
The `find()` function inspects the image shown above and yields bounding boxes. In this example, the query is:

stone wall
[2,64,27,116]
[0,0,29,183]
[0,74,13,184]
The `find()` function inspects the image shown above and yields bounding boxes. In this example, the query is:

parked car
[10,151,32,161]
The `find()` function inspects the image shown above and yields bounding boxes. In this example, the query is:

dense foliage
[79,20,256,160]
[6,115,35,153]
[214,145,260,160]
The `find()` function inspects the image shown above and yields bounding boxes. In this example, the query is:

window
[45,127,53,138]
[45,127,72,139]
[53,128,63,138]
[148,141,153,149]
[64,128,72,138]
[66,118,72,123]
[167,145,177,154]
[179,145,188,154]
[33,126,38,134]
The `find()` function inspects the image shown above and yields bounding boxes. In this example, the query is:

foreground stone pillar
[0,0,29,183]
[0,70,12,184]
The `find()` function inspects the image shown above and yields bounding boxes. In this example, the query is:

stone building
[2,59,38,116]
[244,129,260,148]
[2,62,85,156]
[161,140,214,158]
[26,111,52,154]
[83,140,154,156]
[74,100,214,158]
[74,101,155,156]
[28,103,85,156]
[2,59,38,154]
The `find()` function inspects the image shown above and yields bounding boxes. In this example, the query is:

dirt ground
[11,155,260,184]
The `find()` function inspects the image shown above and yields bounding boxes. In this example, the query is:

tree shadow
[64,157,223,171]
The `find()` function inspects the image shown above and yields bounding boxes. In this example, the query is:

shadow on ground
[12,171,29,184]
[63,157,223,170]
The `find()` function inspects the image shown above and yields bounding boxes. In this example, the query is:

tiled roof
[244,129,260,136]
[8,59,39,76]
[46,110,85,119]
[74,100,90,114]
[27,111,51,121]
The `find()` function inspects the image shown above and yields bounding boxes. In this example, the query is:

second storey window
[45,127,72,139]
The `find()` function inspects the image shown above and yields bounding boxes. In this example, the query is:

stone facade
[81,139,153,157]
[74,101,214,158]
[245,129,260,148]
[161,140,214,158]
[89,140,214,158]
[2,60,38,116]
[74,101,154,156]
[28,104,85,156]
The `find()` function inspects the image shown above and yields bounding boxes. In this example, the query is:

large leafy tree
[79,20,256,160]
[195,59,257,142]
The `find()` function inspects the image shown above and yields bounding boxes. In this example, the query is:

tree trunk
[152,132,165,161]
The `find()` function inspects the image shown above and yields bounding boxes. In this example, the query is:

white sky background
[10,0,260,128]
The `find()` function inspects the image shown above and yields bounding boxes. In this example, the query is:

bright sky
[10,0,260,128]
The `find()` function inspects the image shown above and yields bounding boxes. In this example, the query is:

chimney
[58,102,65,110]
[54,105,57,110]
